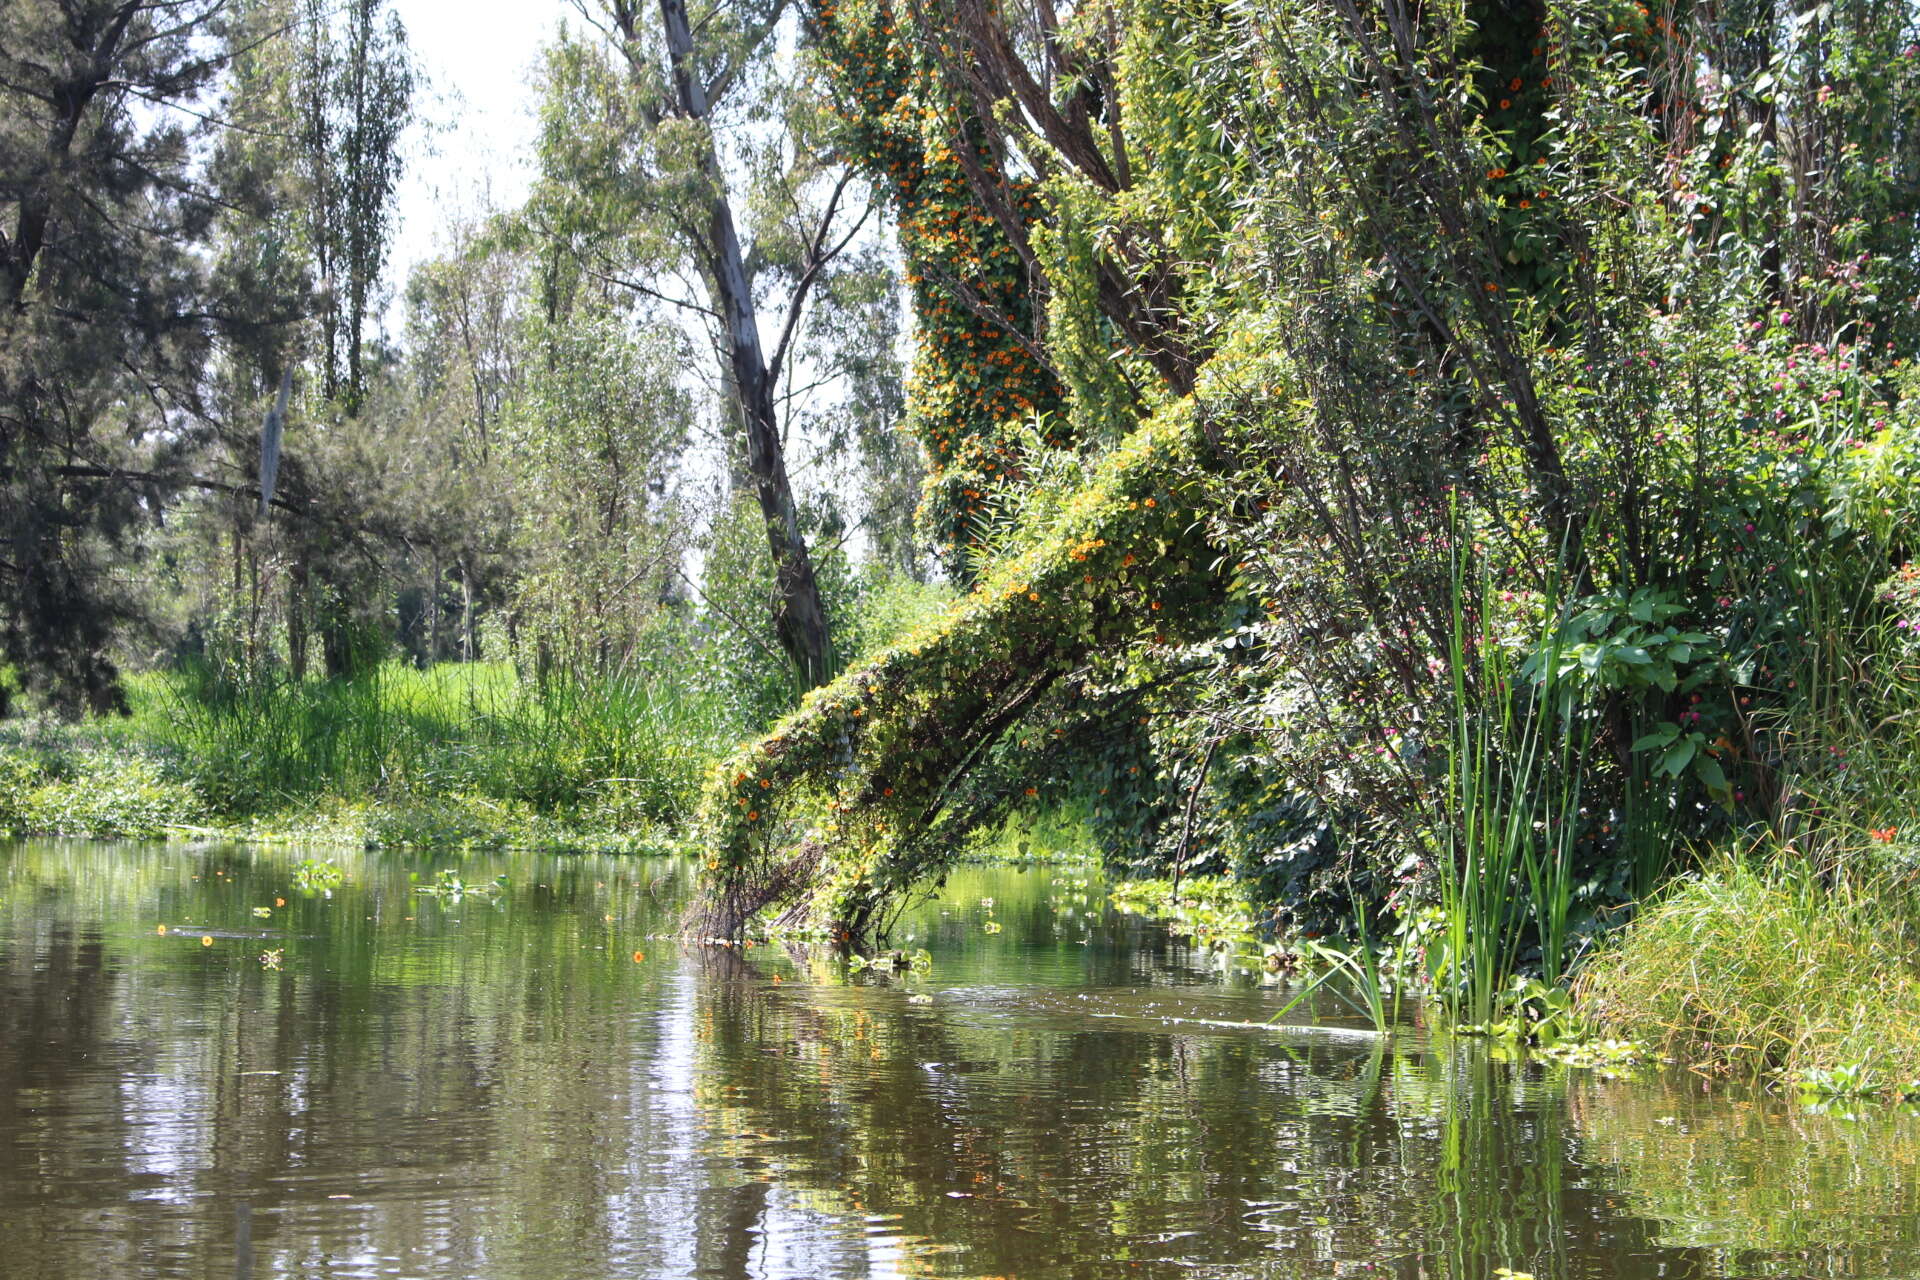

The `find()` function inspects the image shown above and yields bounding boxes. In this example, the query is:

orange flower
[1871,826,1898,843]
[747,810,760,821]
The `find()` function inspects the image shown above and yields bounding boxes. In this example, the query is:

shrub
[11,751,203,839]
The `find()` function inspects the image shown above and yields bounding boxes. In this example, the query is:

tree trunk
[427,549,442,665]
[460,560,476,662]
[657,0,834,690]
[287,545,311,680]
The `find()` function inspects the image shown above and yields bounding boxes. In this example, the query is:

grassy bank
[1575,597,1920,1086]
[1578,846,1920,1086]
[0,659,742,852]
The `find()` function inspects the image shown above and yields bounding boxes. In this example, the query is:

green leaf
[1694,755,1732,805]
[1631,724,1680,752]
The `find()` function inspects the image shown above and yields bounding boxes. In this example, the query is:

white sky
[386,0,571,294]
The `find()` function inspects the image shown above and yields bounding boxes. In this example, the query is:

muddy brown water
[3,838,1918,1278]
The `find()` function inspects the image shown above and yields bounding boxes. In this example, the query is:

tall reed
[1435,528,1588,1025]
[137,657,738,823]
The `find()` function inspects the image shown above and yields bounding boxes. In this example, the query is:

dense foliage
[694,0,1920,981]
[6,0,1920,1050]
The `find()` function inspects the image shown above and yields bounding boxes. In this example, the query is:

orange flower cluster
[806,0,1066,570]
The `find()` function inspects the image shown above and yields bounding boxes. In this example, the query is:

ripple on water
[4,842,1920,1279]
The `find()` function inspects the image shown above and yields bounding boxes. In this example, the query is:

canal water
[3,838,1918,1278]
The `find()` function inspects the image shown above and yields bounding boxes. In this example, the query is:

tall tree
[0,0,237,713]
[282,0,413,676]
[295,0,412,414]
[532,0,875,691]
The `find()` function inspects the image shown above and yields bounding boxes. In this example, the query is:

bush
[2,748,203,839]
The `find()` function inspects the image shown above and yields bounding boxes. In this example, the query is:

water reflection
[0,839,1915,1278]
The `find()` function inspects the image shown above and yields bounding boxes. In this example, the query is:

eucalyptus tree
[400,209,530,659]
[529,0,885,691]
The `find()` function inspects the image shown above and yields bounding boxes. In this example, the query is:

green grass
[1,657,746,851]
[0,568,962,854]
[143,658,736,819]
[1576,846,1920,1081]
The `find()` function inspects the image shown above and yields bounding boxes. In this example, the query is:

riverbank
[1579,846,1920,1088]
[1115,854,1920,1092]
[11,646,1920,1091]
[0,659,731,854]
[0,676,1103,864]
[0,736,688,853]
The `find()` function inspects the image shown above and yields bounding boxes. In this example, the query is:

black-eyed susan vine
[691,399,1222,939]
[803,0,1067,574]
